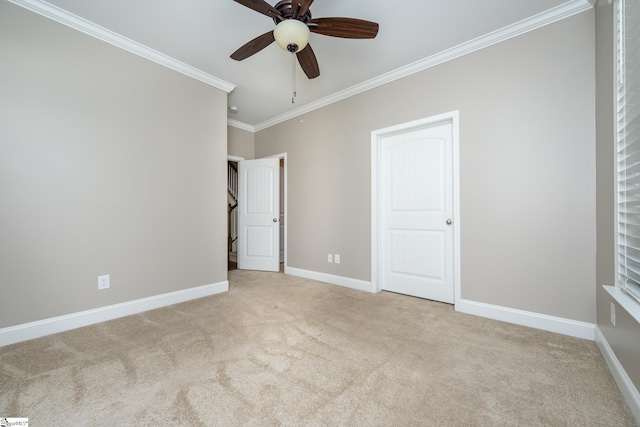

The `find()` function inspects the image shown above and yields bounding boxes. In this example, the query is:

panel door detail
[381,122,454,303]
[237,158,280,272]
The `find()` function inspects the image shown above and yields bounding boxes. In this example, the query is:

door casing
[237,157,280,272]
[232,153,287,272]
[371,111,461,304]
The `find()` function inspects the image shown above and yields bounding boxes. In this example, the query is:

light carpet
[0,269,636,426]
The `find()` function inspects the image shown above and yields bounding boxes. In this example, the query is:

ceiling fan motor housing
[231,0,380,80]
[274,0,312,23]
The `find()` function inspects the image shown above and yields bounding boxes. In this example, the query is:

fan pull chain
[291,51,296,104]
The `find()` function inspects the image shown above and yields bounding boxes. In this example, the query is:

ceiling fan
[230,0,379,79]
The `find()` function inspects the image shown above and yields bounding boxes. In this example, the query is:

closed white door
[380,122,454,303]
[237,158,280,272]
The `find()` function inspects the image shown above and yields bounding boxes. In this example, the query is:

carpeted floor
[0,269,636,426]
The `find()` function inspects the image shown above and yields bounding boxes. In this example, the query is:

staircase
[228,162,238,265]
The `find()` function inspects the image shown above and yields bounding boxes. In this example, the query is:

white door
[380,122,454,303]
[237,158,280,272]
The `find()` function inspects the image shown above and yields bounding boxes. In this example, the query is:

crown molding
[253,0,593,132]
[7,0,236,93]
[227,119,256,133]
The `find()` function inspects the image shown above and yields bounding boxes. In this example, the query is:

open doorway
[227,156,242,271]
[228,154,286,272]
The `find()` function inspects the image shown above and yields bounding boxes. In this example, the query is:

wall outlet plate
[98,274,110,290]
[610,301,616,326]
[334,254,341,264]
[327,254,333,263]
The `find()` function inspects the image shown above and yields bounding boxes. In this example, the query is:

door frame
[231,154,287,272]
[371,111,461,305]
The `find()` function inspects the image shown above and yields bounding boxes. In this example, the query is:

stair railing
[228,162,239,255]
[228,162,238,202]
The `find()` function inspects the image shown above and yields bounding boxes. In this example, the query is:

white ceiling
[17,0,593,129]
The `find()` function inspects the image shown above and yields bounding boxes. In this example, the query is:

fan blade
[230,31,275,61]
[298,0,314,17]
[233,0,281,18]
[291,0,313,19]
[308,17,379,39]
[297,44,320,79]
[292,2,303,19]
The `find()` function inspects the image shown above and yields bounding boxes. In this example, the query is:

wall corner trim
[595,326,640,423]
[0,281,229,347]
[456,299,596,340]
[285,267,374,293]
[227,119,256,133]
[6,0,235,93]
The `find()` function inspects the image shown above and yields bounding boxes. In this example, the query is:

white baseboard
[595,326,640,423]
[0,280,229,347]
[285,267,373,293]
[455,298,596,340]
[283,269,595,340]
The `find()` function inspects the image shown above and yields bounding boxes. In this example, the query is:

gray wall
[0,2,228,328]
[256,11,597,323]
[228,125,255,159]
[594,1,640,391]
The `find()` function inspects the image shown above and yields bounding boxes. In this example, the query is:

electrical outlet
[610,302,616,326]
[98,274,110,290]
[334,254,341,264]
[328,254,333,263]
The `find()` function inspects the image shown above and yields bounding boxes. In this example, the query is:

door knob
[446,219,452,225]
[273,218,278,223]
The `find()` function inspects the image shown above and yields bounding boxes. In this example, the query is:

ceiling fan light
[273,19,310,53]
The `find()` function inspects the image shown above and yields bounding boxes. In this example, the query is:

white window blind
[617,0,640,303]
